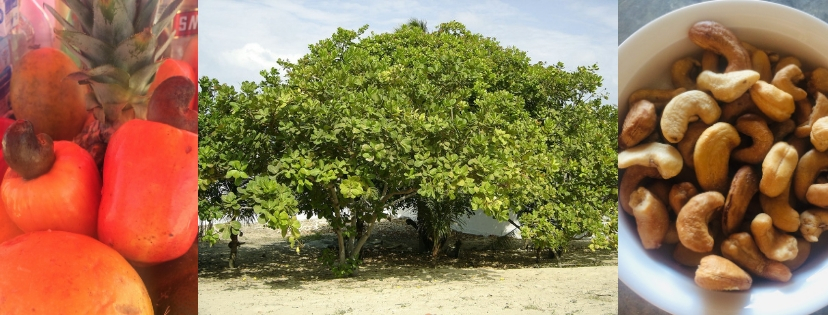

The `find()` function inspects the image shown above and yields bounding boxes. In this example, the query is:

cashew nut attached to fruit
[732,114,772,164]
[751,213,798,262]
[619,99,657,150]
[694,122,741,193]
[688,21,751,73]
[723,166,759,236]
[662,90,722,143]
[760,142,799,198]
[629,187,670,249]
[750,80,795,122]
[672,57,701,90]
[771,64,808,101]
[697,70,760,103]
[721,232,791,282]
[800,209,828,242]
[677,191,725,253]
[695,255,752,291]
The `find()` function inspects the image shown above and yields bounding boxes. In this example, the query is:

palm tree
[397,18,428,33]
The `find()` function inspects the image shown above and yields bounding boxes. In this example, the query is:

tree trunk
[228,233,244,268]
[335,228,346,266]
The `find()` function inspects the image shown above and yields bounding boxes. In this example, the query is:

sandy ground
[198,220,618,315]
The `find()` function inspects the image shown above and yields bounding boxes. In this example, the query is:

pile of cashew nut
[620,20,828,291]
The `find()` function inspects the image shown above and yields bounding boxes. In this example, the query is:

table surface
[618,1,828,314]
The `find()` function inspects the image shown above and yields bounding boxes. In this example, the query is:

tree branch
[386,191,419,209]
[380,187,418,204]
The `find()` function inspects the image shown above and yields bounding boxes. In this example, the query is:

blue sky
[201,0,618,104]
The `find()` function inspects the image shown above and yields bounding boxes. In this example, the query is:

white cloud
[222,43,281,71]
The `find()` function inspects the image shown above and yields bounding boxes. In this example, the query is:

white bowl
[619,1,828,314]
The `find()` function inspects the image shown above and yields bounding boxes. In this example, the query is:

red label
[174,10,198,37]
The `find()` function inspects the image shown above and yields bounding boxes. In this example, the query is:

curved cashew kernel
[794,98,812,127]
[740,41,758,54]
[619,100,657,150]
[760,142,799,197]
[767,51,780,63]
[795,92,828,137]
[811,116,828,151]
[697,70,760,103]
[806,184,828,208]
[750,80,795,122]
[628,88,687,109]
[694,122,741,193]
[618,142,683,179]
[664,221,680,245]
[646,180,672,208]
[723,166,759,236]
[677,121,710,168]
[800,209,828,242]
[670,182,699,216]
[677,191,725,253]
[721,93,765,124]
[751,213,798,262]
[620,165,662,215]
[732,114,773,164]
[772,64,808,101]
[752,49,773,82]
[808,68,828,96]
[760,189,800,233]
[774,56,802,75]
[702,50,721,73]
[674,242,711,267]
[782,237,811,271]
[629,187,670,249]
[662,90,722,143]
[688,21,751,73]
[721,232,792,282]
[672,57,701,90]
[771,119,796,143]
[695,255,752,291]
[793,149,828,203]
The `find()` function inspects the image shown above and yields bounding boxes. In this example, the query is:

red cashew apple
[0,201,22,244]
[0,230,153,314]
[136,239,198,315]
[1,120,100,237]
[97,80,197,264]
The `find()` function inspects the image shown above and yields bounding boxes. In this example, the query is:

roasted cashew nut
[759,188,800,233]
[794,92,828,137]
[793,149,828,203]
[629,187,670,249]
[677,191,725,253]
[702,51,721,73]
[808,68,828,96]
[670,182,699,216]
[618,142,683,179]
[694,122,741,193]
[723,166,759,236]
[806,184,828,208]
[721,93,765,124]
[672,57,701,90]
[750,80,795,122]
[697,70,760,103]
[771,64,808,101]
[628,88,687,110]
[619,99,657,150]
[783,237,811,271]
[752,49,773,82]
[619,165,661,215]
[664,221,681,245]
[721,232,791,282]
[662,90,722,143]
[677,121,709,169]
[771,119,796,143]
[800,209,828,242]
[751,213,798,262]
[760,142,799,197]
[794,98,812,127]
[695,255,752,291]
[811,116,828,152]
[774,56,802,76]
[732,114,772,164]
[688,21,751,73]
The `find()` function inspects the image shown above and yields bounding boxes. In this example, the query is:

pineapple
[45,0,183,166]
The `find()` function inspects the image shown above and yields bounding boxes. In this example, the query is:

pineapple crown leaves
[44,0,182,107]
